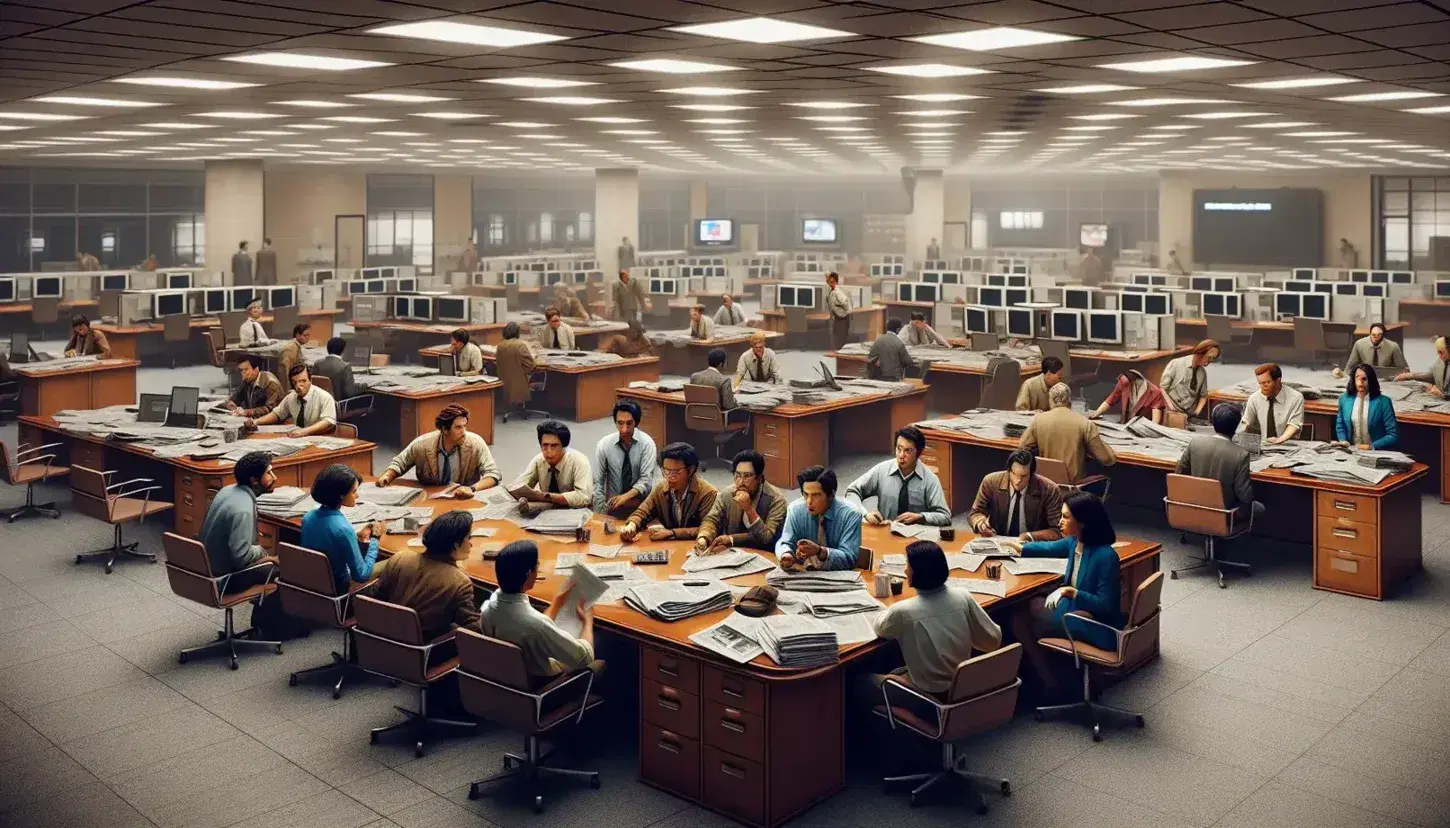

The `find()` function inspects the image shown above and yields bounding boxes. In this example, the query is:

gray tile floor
[3,321,1450,828]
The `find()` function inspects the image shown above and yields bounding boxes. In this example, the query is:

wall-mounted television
[802,218,838,244]
[1193,187,1323,266]
[695,218,734,246]
[1080,223,1108,248]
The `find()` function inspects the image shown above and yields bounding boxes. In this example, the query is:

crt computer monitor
[33,277,62,299]
[1361,284,1386,297]
[1292,268,1316,280]
[204,289,228,315]
[1275,292,1300,317]
[231,287,255,309]
[986,274,1008,287]
[167,273,192,290]
[346,281,368,295]
[1285,280,1312,293]
[1064,288,1092,310]
[1050,309,1081,341]
[410,297,433,320]
[1007,308,1034,338]
[978,287,1004,307]
[1005,288,1029,306]
[1390,271,1414,284]
[1300,293,1329,319]
[436,297,467,321]
[1435,280,1450,299]
[1313,283,1335,294]
[102,273,129,292]
[920,272,941,284]
[1202,293,1240,317]
[1190,276,1213,292]
[269,287,294,308]
[366,279,385,293]
[154,292,186,317]
[1349,270,1369,282]
[1334,283,1359,296]
[379,267,397,279]
[0,278,14,303]
[1087,311,1121,345]
[1143,293,1171,315]
[965,306,990,334]
[1120,293,1144,313]
[1369,270,1390,283]
[1212,277,1236,293]
[396,278,416,292]
[392,296,411,318]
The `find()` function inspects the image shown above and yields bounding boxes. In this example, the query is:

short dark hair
[263,236,271,245]
[435,402,469,431]
[1255,362,1282,380]
[732,449,765,477]
[71,314,89,328]
[233,451,272,487]
[247,298,263,310]
[1064,491,1115,547]
[905,540,950,590]
[421,510,473,560]
[894,425,925,453]
[826,271,839,283]
[612,399,641,424]
[451,329,470,345]
[310,463,361,509]
[659,441,699,472]
[545,306,561,320]
[797,465,837,497]
[886,317,903,334]
[292,323,310,338]
[288,364,309,381]
[708,347,727,368]
[495,540,539,593]
[502,321,521,340]
[1348,363,1382,398]
[326,336,345,356]
[235,354,258,370]
[909,311,925,322]
[1006,448,1036,475]
[536,420,571,447]
[1210,402,1243,437]
[1041,356,1064,374]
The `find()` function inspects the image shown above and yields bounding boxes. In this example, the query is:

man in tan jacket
[225,355,283,418]
[495,322,537,410]
[620,442,719,543]
[1019,382,1115,494]
[376,402,501,495]
[611,270,649,322]
[1014,356,1063,412]
[276,323,310,391]
[65,315,112,359]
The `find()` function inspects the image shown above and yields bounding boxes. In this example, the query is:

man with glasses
[696,450,787,553]
[593,400,657,519]
[619,442,719,543]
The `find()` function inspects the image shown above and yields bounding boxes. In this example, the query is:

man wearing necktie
[845,426,951,526]
[775,466,863,571]
[733,332,781,385]
[1238,363,1304,445]
[968,449,1065,541]
[376,403,502,496]
[512,421,594,516]
[535,307,576,351]
[688,304,715,341]
[1336,322,1407,379]
[713,294,746,327]
[592,400,657,518]
[244,365,337,438]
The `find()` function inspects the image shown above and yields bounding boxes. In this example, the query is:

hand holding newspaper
[554,563,611,638]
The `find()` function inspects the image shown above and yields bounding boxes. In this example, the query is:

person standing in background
[76,250,100,271]
[1339,238,1359,269]
[618,236,636,270]
[254,237,277,285]
[460,240,479,274]
[826,271,851,350]
[232,240,253,286]
[1078,247,1106,287]
[925,237,941,261]
[611,269,649,322]
[1165,247,1188,275]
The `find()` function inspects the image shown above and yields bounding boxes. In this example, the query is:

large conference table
[257,482,1162,828]
[420,343,662,422]
[13,358,138,418]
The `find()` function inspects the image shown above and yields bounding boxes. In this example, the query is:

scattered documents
[689,614,766,664]
[889,522,941,542]
[255,486,311,517]
[587,543,622,559]
[765,568,864,592]
[820,611,883,645]
[790,589,884,617]
[757,615,838,668]
[623,580,733,622]
[1003,557,1069,576]
[951,579,1007,599]
[520,508,591,535]
[356,484,425,507]
[681,550,775,579]
[555,563,612,638]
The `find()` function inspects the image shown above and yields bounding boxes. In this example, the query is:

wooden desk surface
[674,330,784,348]
[419,343,661,376]
[355,319,506,335]
[760,305,884,321]
[363,376,503,401]
[944,339,1190,364]
[1398,299,1450,309]
[96,308,343,336]
[1177,318,1408,336]
[619,382,930,420]
[1208,387,1450,431]
[828,349,1044,379]
[0,300,98,316]
[13,358,139,378]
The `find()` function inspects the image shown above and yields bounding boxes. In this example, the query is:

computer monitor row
[983,273,1031,288]
[964,306,1125,344]
[777,284,819,308]
[1293,268,1414,283]
[745,265,774,279]
[141,285,296,318]
[358,266,409,280]
[919,271,964,285]
[1283,279,1389,297]
[869,263,907,277]
[1188,276,1242,293]
[342,276,419,295]
[389,294,470,322]
[647,277,680,296]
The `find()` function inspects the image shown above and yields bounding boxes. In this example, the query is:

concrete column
[689,178,709,221]
[905,168,945,264]
[595,168,639,275]
[204,159,264,279]
[433,174,473,275]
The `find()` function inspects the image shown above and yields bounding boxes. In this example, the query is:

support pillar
[204,159,264,277]
[595,168,639,275]
[905,168,945,265]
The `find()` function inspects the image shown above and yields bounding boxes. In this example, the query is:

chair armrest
[17,453,58,469]
[536,666,597,725]
[15,442,62,459]
[1056,612,1124,668]
[337,394,374,417]
[112,483,163,499]
[219,558,277,596]
[106,476,155,492]
[878,677,948,739]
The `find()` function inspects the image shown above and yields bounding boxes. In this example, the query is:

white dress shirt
[511,448,594,509]
[1237,382,1305,440]
[239,318,270,347]
[269,385,338,428]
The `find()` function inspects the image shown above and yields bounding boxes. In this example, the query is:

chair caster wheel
[178,653,188,664]
[369,733,379,745]
[976,805,989,816]
[275,644,283,655]
[590,775,601,790]
[532,796,544,814]
[1169,571,1178,580]
[105,565,113,574]
[468,784,480,800]
[1034,711,1044,722]
[1135,715,1145,728]
[75,555,82,564]
[908,794,921,808]
[503,756,514,769]
[414,743,424,758]
[1218,577,1226,589]
[1092,725,1102,742]
[229,659,239,670]
[288,675,298,687]
[332,689,342,700]
[1001,781,1011,795]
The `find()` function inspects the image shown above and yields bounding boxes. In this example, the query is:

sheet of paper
[470,527,497,538]
[554,564,611,638]
[689,614,766,664]
[252,424,293,434]
[553,552,588,573]
[588,543,622,559]
[951,578,1008,599]
[945,552,987,573]
[1003,557,1069,576]
[820,611,882,645]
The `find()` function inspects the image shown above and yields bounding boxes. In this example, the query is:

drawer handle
[1332,527,1357,539]
[656,696,682,713]
[720,719,746,734]
[720,762,747,780]
[1332,499,1357,511]
[656,738,681,755]
[721,683,745,699]
[181,476,193,486]
[656,661,680,678]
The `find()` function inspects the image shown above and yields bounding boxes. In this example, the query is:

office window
[539,212,554,244]
[172,217,203,263]
[999,210,1044,230]
[578,211,593,242]
[366,209,434,274]
[1375,176,1450,269]
[485,213,505,247]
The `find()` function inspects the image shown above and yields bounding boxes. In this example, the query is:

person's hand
[370,521,387,539]
[454,485,474,498]
[519,498,542,517]
[375,472,393,487]
[1332,367,1345,379]
[1394,371,1412,381]
[796,539,821,560]
[708,535,732,553]
[865,510,885,525]
[1087,410,1101,420]
[242,418,255,429]
[1018,533,1034,542]
[224,400,238,411]
[619,522,638,543]
[897,512,922,525]
[1428,384,1444,398]
[1358,443,1373,451]
[972,520,995,537]
[1043,586,1068,611]
[695,536,711,554]
[64,349,76,358]
[648,527,674,542]
[576,601,592,622]
[1266,435,1288,446]
[996,537,1023,555]
[287,428,305,438]
[779,552,799,571]
[606,494,630,513]
[732,488,751,510]
[356,524,373,542]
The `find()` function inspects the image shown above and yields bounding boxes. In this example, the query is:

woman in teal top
[301,464,385,593]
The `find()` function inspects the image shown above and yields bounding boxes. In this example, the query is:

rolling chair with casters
[457,628,602,814]
[269,305,300,340]
[1036,455,1111,501]
[31,297,60,338]
[683,383,750,468]
[1038,338,1095,388]
[970,332,1000,352]
[784,307,810,350]
[162,532,283,669]
[351,594,477,758]
[1035,572,1162,742]
[0,377,22,423]
[1164,473,1253,588]
[501,370,552,423]
[874,644,1022,812]
[69,465,171,573]
[276,542,377,698]
[219,311,248,346]
[979,358,1021,412]
[332,422,359,439]
[162,313,191,368]
[308,375,374,428]
[1,439,67,521]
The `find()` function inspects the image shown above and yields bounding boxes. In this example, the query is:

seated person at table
[775,466,863,571]
[1020,382,1116,494]
[593,400,657,519]
[553,285,591,321]
[239,299,271,347]
[535,306,576,350]
[1161,339,1219,418]
[1178,402,1262,523]
[1395,335,1449,398]
[301,464,385,593]
[449,328,485,376]
[480,539,596,681]
[845,425,950,526]
[1237,362,1304,445]
[373,509,481,642]
[377,402,501,495]
[734,332,780,385]
[690,348,749,424]
[309,336,358,401]
[688,304,715,341]
[245,365,337,437]
[865,318,914,382]
[620,442,719,542]
[1334,322,1407,378]
[998,492,1122,692]
[225,355,283,418]
[602,319,655,358]
[1335,364,1398,450]
[200,451,278,594]
[697,449,788,553]
[900,311,949,348]
[64,315,111,359]
[714,294,745,327]
[1015,356,1063,413]
[1089,369,1166,424]
[968,449,1064,542]
[512,420,593,515]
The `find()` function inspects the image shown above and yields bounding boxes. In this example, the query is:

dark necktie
[1265,397,1276,439]
[295,397,307,429]
[1007,491,1021,537]
[896,474,912,517]
[548,466,561,494]
[440,448,452,483]
[619,443,633,494]
[1372,344,1380,366]
[816,515,828,547]
[552,328,560,349]
[753,356,765,382]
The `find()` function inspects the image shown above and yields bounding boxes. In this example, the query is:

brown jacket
[611,278,649,320]
[255,248,277,284]
[627,475,719,540]
[494,338,536,407]
[1019,406,1117,483]
[278,339,304,390]
[66,328,112,359]
[230,371,283,418]
[603,333,654,358]
[1014,374,1051,412]
[967,470,1064,541]
[385,431,501,487]
[697,482,788,550]
[561,296,590,320]
[374,552,481,642]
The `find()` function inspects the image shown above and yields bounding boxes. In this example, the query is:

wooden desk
[359,318,624,355]
[362,378,501,448]
[421,346,660,422]
[15,359,139,418]
[830,351,1042,412]
[258,484,1161,828]
[18,415,374,538]
[918,421,1426,600]
[0,299,98,317]
[758,305,885,348]
[1395,299,1450,338]
[1176,319,1408,364]
[98,309,343,363]
[0,300,100,335]
[652,330,785,377]
[616,384,929,489]
[881,299,935,322]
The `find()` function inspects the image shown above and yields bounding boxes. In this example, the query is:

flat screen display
[802,219,838,244]
[1193,188,1323,266]
[696,218,734,246]
[1080,223,1108,248]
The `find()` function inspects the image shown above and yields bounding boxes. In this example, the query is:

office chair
[31,297,60,338]
[1164,473,1253,589]
[352,594,477,757]
[874,644,1022,811]
[269,305,300,340]
[1292,317,1330,367]
[1035,456,1110,501]
[308,375,374,428]
[684,383,750,468]
[970,332,1000,352]
[457,628,602,814]
[1038,338,1095,389]
[1203,315,1251,359]
[219,311,247,346]
[276,542,376,698]
[0,375,20,423]
[979,358,1021,411]
[784,307,811,350]
[501,369,552,423]
[69,465,171,573]
[1035,572,1162,742]
[162,313,191,368]
[162,532,282,669]
[333,421,359,439]
[1323,322,1357,364]
[1,438,67,521]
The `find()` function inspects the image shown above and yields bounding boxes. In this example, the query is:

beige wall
[1159,170,1372,268]
[263,168,365,282]
[204,160,264,277]
[433,174,472,275]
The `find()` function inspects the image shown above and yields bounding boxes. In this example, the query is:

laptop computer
[137,393,171,423]
[438,353,455,376]
[165,386,201,428]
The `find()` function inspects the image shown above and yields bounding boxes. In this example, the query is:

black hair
[708,347,727,368]
[1041,356,1064,374]
[612,399,642,424]
[1006,448,1037,475]
[1210,402,1243,437]
[451,328,470,345]
[659,441,700,472]
[310,463,361,509]
[502,321,521,340]
[536,420,571,447]
[796,464,837,497]
[421,510,473,560]
[732,449,765,477]
[1064,490,1115,547]
[435,403,469,431]
[287,363,309,381]
[495,540,539,593]
[886,317,903,334]
[894,425,925,454]
[326,336,345,356]
[909,311,925,322]
[70,314,89,328]
[292,323,310,338]
[1348,363,1381,399]
[235,354,258,370]
[1370,322,1386,334]
[233,451,272,487]
[905,540,949,591]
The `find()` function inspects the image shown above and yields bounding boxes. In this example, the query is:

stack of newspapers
[523,508,592,535]
[255,486,313,517]
[796,590,883,617]
[681,550,775,579]
[356,484,424,507]
[623,581,733,622]
[765,568,863,592]
[757,615,839,668]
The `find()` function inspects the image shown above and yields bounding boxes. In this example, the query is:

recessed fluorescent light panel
[610,59,738,74]
[911,26,1077,51]
[576,117,647,123]
[478,77,596,88]
[668,17,854,44]
[349,92,454,103]
[368,20,566,47]
[892,93,983,102]
[112,77,258,90]
[1330,90,1442,102]
[1100,56,1254,73]
[658,87,756,96]
[223,53,392,71]
[415,112,487,119]
[523,97,618,105]
[1233,77,1362,89]
[197,111,284,120]
[787,102,871,110]
[865,64,991,78]
[670,104,752,112]
[31,96,162,107]
[1405,105,1450,114]
[322,116,393,123]
[1037,84,1139,94]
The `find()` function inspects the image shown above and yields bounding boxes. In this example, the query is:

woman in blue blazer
[1000,491,1122,694]
[1335,364,1398,450]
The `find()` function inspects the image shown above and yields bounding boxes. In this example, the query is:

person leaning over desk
[688,304,715,341]
[535,306,576,351]
[1237,362,1304,445]
[844,425,951,526]
[1161,339,1220,419]
[373,509,481,647]
[450,329,485,376]
[377,402,501,495]
[1089,369,1166,424]
[696,449,787,554]
[775,465,863,572]
[512,420,593,516]
[714,294,745,327]
[301,464,385,594]
[1395,335,1449,398]
[244,364,337,437]
[64,315,111,359]
[619,442,718,543]
[1019,382,1117,493]
[968,449,1064,542]
[480,539,599,683]
[602,319,655,358]
[225,354,282,419]
[1334,322,1406,378]
[900,311,949,348]
[734,331,781,385]
[1334,364,1398,451]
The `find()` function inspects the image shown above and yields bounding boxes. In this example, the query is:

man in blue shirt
[844,425,951,526]
[775,466,863,571]
[593,399,657,518]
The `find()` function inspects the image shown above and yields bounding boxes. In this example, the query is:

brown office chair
[1035,455,1111,501]
[456,628,602,814]
[1323,322,1357,363]
[979,358,1022,411]
[276,542,375,698]
[501,366,552,423]
[1035,572,1162,742]
[333,422,359,439]
[970,332,1001,352]
[308,375,374,426]
[352,594,477,757]
[162,532,282,669]
[269,305,300,340]
[1203,315,1251,359]
[1,438,67,521]
[684,382,749,467]
[31,297,61,326]
[369,353,391,368]
[874,643,1022,811]
[162,313,191,367]
[1164,473,1253,589]
[69,465,171,573]
[219,311,248,346]
[784,307,811,349]
[1292,317,1330,366]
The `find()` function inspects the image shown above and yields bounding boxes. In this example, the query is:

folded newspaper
[356,484,425,507]
[623,580,733,622]
[689,614,766,665]
[765,568,864,592]
[757,614,839,668]
[681,550,775,579]
[1003,557,1069,576]
[555,563,612,638]
[889,521,941,542]
[786,589,884,617]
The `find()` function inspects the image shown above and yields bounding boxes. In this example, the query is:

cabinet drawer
[1316,491,1378,524]
[1316,516,1379,558]
[642,678,699,738]
[702,746,765,827]
[257,522,278,551]
[71,442,105,471]
[1315,547,1380,598]
[640,723,700,801]
[703,665,765,716]
[177,511,198,538]
[702,700,765,763]
[642,646,699,695]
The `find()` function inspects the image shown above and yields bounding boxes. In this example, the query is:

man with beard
[199,451,279,594]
